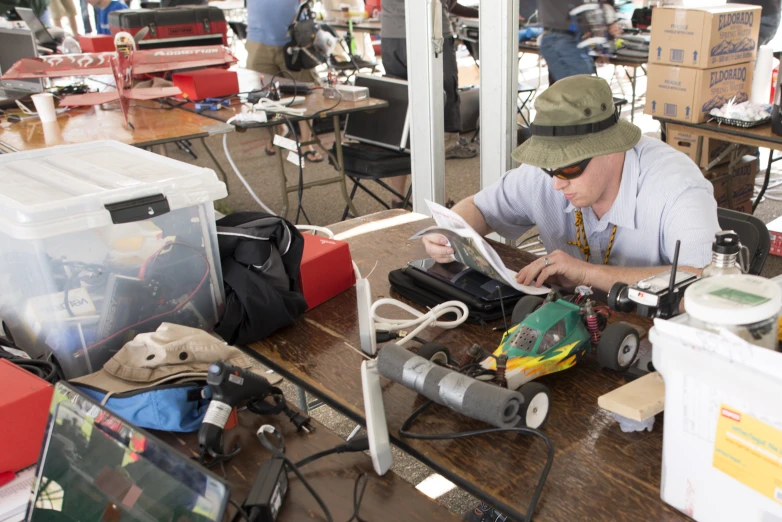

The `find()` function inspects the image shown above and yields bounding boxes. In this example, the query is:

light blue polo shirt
[247,0,299,46]
[474,135,720,269]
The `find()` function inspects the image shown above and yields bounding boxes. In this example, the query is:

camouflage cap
[512,75,641,169]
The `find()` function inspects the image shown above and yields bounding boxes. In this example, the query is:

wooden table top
[183,68,389,129]
[158,408,461,522]
[245,210,684,522]
[658,118,782,150]
[0,100,233,153]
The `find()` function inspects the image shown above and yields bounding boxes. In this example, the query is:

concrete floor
[167,51,782,519]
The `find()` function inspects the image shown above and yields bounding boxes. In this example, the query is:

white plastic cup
[31,92,57,123]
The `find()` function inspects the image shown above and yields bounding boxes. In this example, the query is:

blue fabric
[247,0,299,47]
[96,0,126,35]
[76,384,209,433]
[518,26,543,42]
[538,30,594,82]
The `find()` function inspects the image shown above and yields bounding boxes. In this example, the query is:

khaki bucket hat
[512,75,641,169]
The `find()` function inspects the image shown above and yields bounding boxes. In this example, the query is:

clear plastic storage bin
[0,141,227,379]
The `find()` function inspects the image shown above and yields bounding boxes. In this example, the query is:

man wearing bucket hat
[424,75,720,295]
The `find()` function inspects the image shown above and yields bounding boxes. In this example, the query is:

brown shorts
[245,40,320,84]
[50,0,78,20]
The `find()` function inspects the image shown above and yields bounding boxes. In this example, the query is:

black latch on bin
[105,194,170,224]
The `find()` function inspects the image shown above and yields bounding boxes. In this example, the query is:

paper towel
[751,45,774,105]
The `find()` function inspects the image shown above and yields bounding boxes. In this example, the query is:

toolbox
[108,6,228,49]
[0,141,227,379]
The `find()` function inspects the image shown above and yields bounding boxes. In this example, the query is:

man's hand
[516,250,590,288]
[423,233,455,263]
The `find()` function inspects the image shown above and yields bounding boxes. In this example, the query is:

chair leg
[342,178,362,221]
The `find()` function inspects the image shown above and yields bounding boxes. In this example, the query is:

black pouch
[388,267,520,325]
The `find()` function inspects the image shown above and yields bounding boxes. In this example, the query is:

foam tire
[518,382,551,429]
[597,322,640,371]
[511,296,545,326]
[416,343,451,366]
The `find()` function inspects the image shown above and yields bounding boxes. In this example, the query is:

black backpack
[214,212,308,345]
[283,1,338,71]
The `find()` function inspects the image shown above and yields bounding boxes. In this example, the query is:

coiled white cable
[296,225,335,238]
[224,115,276,215]
[370,298,469,347]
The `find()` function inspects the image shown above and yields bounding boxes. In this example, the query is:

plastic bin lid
[0,140,227,239]
[684,274,782,326]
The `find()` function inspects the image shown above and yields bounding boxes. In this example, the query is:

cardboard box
[171,68,239,101]
[666,127,730,169]
[650,5,761,69]
[299,234,356,311]
[78,34,115,52]
[0,359,53,475]
[732,198,753,214]
[645,62,754,123]
[705,155,757,208]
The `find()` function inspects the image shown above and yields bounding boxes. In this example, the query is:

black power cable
[399,400,554,522]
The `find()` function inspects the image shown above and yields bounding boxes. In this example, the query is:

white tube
[223,116,276,215]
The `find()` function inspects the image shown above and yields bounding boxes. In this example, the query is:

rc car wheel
[518,382,551,429]
[511,296,545,326]
[416,342,451,366]
[597,322,640,371]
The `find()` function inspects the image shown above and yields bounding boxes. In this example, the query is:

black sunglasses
[541,157,593,180]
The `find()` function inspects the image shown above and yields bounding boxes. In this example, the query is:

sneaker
[445,138,479,159]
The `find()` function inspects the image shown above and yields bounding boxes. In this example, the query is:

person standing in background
[727,0,781,45]
[87,0,124,35]
[49,0,79,34]
[246,0,325,162]
[380,0,479,207]
[537,0,620,83]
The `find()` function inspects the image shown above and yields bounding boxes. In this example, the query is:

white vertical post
[405,0,446,213]
[479,0,519,190]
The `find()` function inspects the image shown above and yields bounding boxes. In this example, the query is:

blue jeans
[539,31,595,83]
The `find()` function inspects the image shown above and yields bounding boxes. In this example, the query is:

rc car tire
[511,296,545,326]
[416,343,452,366]
[597,322,640,371]
[518,382,551,429]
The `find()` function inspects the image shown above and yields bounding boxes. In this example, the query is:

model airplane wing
[131,45,237,75]
[124,86,182,100]
[58,91,120,106]
[1,53,115,79]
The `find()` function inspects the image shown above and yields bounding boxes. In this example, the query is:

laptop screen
[27,382,230,522]
[0,28,43,92]
[344,75,411,152]
[15,7,58,51]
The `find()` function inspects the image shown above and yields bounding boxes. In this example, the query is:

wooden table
[184,68,389,219]
[0,100,234,154]
[158,408,461,522]
[656,118,782,211]
[243,210,685,522]
[518,42,648,123]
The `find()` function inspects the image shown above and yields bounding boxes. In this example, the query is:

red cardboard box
[300,234,356,310]
[0,359,53,475]
[769,216,782,257]
[171,68,239,101]
[78,34,115,53]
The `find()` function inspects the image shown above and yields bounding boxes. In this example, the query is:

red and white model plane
[1,31,237,127]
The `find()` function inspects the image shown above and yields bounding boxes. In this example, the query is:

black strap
[530,110,619,137]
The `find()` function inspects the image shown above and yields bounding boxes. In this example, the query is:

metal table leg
[332,114,360,218]
[200,137,230,195]
[269,126,289,219]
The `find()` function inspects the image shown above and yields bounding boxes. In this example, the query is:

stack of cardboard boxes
[645,4,761,213]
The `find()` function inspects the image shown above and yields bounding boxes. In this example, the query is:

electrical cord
[224,115,276,214]
[370,298,469,347]
[0,339,59,383]
[294,436,370,468]
[399,400,554,522]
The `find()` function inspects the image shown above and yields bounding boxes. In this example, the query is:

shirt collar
[562,148,638,231]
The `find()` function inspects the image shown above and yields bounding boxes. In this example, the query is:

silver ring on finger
[544,257,551,267]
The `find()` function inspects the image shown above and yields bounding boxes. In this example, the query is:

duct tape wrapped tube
[376,343,523,428]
